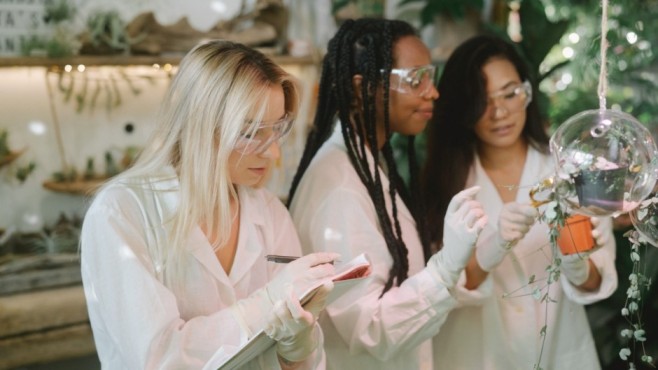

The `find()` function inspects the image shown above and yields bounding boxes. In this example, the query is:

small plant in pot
[80,10,143,55]
[557,214,595,256]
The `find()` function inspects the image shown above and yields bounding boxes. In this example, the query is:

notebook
[203,253,371,370]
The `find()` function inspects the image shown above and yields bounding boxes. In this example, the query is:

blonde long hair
[105,40,299,286]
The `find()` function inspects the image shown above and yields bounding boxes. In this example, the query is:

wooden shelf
[0,149,24,168]
[0,53,318,68]
[42,179,106,196]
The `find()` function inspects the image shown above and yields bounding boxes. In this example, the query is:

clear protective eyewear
[385,64,437,96]
[234,113,293,155]
[487,80,532,115]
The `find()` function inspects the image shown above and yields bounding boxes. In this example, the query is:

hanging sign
[0,0,51,56]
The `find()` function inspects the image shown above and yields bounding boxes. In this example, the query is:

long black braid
[287,18,427,295]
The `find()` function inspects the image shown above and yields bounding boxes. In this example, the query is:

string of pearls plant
[621,196,656,368]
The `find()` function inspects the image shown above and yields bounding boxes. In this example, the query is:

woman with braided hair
[287,18,488,369]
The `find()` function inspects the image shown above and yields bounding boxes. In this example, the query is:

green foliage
[332,0,351,14]
[45,28,78,58]
[0,130,10,158]
[517,0,570,83]
[399,0,484,25]
[83,10,144,54]
[43,0,76,24]
[15,162,36,184]
[52,167,78,183]
[104,151,119,177]
[3,214,82,255]
[620,230,656,368]
[83,157,96,180]
[542,0,658,131]
[21,0,78,58]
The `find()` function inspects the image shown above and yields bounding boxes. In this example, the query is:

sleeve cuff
[451,270,494,307]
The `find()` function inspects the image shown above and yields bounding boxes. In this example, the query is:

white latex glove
[591,216,611,247]
[476,202,538,272]
[266,252,338,303]
[558,248,591,286]
[267,282,333,362]
[231,252,337,336]
[429,186,488,286]
[559,216,608,286]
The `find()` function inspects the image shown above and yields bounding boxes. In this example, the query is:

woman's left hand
[266,282,333,362]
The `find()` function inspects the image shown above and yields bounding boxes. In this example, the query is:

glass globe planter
[550,109,658,216]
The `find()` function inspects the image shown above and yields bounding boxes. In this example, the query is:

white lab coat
[290,128,473,370]
[80,168,322,369]
[433,146,618,370]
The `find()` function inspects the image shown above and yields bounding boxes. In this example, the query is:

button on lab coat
[81,170,319,369]
[432,146,618,370]
[290,128,475,370]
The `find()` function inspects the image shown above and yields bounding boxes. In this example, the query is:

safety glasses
[233,114,294,155]
[385,64,437,96]
[487,80,532,115]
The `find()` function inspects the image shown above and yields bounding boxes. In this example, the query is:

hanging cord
[597,0,609,110]
[507,1,522,42]
[45,68,70,173]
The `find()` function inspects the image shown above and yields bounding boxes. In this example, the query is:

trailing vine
[502,177,569,370]
[532,189,568,370]
[620,227,655,368]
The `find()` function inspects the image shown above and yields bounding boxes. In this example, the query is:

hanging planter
[550,109,658,217]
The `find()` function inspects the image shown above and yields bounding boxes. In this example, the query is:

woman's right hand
[475,201,537,272]
[435,186,488,276]
[231,252,337,338]
[442,186,488,269]
[265,252,338,304]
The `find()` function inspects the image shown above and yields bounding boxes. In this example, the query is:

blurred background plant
[0,129,36,185]
[21,0,80,57]
[79,10,145,55]
[536,0,658,135]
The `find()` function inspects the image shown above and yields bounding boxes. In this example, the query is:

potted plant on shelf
[557,214,595,256]
[79,10,143,55]
[0,129,35,184]
[0,129,22,168]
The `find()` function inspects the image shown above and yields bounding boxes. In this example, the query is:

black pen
[265,255,300,263]
[265,255,339,264]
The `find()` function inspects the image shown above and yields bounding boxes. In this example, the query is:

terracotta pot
[557,214,595,255]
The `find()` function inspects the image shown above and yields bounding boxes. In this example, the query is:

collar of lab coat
[147,166,265,288]
[328,123,415,225]
[470,145,550,238]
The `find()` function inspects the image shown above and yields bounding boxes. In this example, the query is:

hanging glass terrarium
[550,109,658,216]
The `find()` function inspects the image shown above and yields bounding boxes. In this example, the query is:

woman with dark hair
[423,34,617,369]
[287,18,487,370]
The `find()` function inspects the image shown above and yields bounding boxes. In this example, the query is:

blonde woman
[80,40,337,370]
